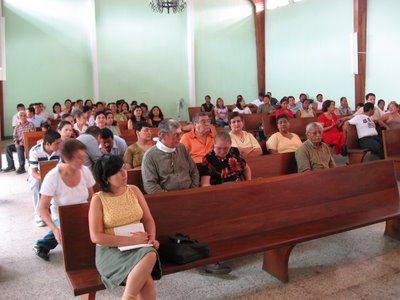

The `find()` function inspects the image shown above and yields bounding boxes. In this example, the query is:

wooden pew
[23,131,45,158]
[246,152,297,178]
[116,121,128,132]
[188,107,213,122]
[59,160,400,299]
[242,113,264,136]
[49,119,60,130]
[39,160,58,181]
[127,169,145,194]
[382,128,400,179]
[343,124,368,164]
[188,107,201,122]
[120,129,137,146]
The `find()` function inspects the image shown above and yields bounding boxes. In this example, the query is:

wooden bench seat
[59,160,400,298]
[23,131,45,158]
[383,128,400,179]
[343,124,369,164]
[246,152,297,178]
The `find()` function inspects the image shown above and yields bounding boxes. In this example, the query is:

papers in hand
[114,223,153,251]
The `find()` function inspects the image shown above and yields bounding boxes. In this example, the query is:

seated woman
[73,111,88,135]
[124,121,155,169]
[295,99,315,118]
[89,155,161,300]
[105,111,121,136]
[232,97,252,115]
[200,95,214,112]
[32,139,95,261]
[266,114,302,153]
[57,120,74,141]
[148,106,164,128]
[317,100,345,155]
[229,112,262,157]
[200,131,251,186]
[275,98,294,118]
[128,105,149,130]
[378,101,400,130]
[52,102,63,120]
[214,97,228,127]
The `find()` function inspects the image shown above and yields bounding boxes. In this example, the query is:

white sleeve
[82,166,96,188]
[40,169,58,196]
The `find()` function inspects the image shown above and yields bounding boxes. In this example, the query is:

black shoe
[2,166,16,172]
[16,167,26,174]
[203,263,232,275]
[32,245,50,261]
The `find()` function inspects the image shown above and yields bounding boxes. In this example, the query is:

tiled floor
[1,151,400,299]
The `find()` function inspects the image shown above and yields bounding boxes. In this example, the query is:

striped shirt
[28,143,60,174]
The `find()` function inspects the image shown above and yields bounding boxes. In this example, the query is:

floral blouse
[199,147,247,185]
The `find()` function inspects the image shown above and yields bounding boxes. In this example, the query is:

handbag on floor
[158,233,210,265]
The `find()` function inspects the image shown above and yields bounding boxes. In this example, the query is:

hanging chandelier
[149,0,187,14]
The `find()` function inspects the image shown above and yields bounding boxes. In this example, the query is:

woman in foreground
[89,155,161,300]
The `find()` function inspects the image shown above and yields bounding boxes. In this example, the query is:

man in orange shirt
[180,112,215,164]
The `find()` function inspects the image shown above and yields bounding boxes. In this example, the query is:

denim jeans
[36,231,58,251]
[36,219,60,251]
[6,144,25,169]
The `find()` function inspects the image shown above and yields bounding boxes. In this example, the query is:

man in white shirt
[251,92,264,107]
[347,102,384,159]
[12,103,26,128]
[354,92,383,121]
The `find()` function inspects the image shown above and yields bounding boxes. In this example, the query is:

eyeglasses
[140,128,153,133]
[308,131,322,136]
[197,119,211,125]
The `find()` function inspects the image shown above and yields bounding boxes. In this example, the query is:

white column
[87,0,99,101]
[186,0,196,106]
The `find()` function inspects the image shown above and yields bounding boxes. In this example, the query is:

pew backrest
[39,160,58,181]
[145,160,399,246]
[383,129,400,158]
[23,131,45,158]
[246,152,297,178]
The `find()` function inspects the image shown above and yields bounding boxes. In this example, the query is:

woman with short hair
[123,121,155,169]
[317,100,345,155]
[378,101,400,130]
[229,112,262,157]
[89,155,161,299]
[32,139,95,261]
[200,131,251,186]
[266,114,302,153]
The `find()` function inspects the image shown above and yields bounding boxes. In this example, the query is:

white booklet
[114,222,153,251]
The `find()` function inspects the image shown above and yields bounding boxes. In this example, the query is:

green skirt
[95,245,162,290]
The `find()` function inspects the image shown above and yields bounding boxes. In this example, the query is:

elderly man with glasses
[295,122,336,173]
[141,118,199,194]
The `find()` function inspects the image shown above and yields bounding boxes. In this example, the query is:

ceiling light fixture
[149,0,187,14]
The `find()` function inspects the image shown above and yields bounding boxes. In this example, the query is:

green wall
[265,0,354,106]
[3,0,257,136]
[95,0,189,120]
[194,0,257,106]
[4,0,93,136]
[366,0,400,103]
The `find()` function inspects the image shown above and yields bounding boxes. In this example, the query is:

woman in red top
[275,98,294,119]
[317,100,345,155]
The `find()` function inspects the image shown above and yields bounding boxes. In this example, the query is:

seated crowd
[1,91,395,298]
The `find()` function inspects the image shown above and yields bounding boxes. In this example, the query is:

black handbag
[158,233,210,265]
